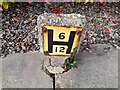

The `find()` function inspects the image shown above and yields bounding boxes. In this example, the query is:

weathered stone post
[37,13,86,74]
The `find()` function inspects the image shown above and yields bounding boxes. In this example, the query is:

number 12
[55,47,65,52]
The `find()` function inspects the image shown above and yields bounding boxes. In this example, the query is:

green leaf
[8,0,15,3]
[0,0,3,5]
[75,0,80,3]
[85,0,89,3]
[2,2,9,9]
[0,0,3,2]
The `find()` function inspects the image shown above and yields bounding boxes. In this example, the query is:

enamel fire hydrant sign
[42,26,82,56]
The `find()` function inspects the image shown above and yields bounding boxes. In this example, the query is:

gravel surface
[0,2,120,57]
[1,2,45,57]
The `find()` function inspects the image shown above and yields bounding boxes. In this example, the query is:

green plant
[63,57,77,70]
[0,0,15,10]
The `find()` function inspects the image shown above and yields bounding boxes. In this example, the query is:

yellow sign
[42,26,83,56]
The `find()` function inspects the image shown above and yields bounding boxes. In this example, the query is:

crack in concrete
[41,57,72,88]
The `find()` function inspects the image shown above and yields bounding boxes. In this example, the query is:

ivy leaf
[2,2,9,9]
[0,0,13,10]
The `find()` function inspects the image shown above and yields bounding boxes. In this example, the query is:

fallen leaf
[52,7,62,14]
[96,25,101,29]
[108,12,112,15]
[2,2,10,10]
[104,27,110,32]
[99,6,106,10]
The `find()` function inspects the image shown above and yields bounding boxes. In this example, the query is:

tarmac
[1,44,118,88]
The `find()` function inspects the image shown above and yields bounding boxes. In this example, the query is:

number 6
[59,33,65,40]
